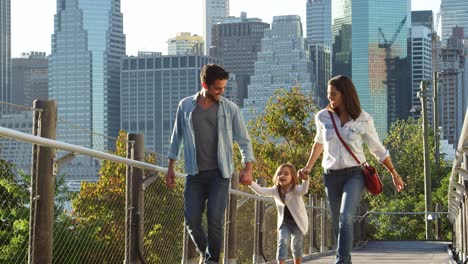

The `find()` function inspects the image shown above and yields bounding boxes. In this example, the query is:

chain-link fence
[0,101,39,263]
[142,150,187,263]
[52,118,132,264]
[0,102,355,263]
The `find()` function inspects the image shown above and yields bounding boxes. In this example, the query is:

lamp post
[418,80,433,240]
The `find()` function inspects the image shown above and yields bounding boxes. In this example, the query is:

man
[166,64,254,263]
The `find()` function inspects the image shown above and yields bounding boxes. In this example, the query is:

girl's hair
[326,75,362,120]
[274,163,298,187]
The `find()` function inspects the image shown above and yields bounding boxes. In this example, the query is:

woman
[299,75,404,264]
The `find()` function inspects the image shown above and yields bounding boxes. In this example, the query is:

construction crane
[378,16,407,60]
[378,15,407,127]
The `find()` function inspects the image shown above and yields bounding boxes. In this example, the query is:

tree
[60,130,186,263]
[245,87,323,195]
[234,87,322,263]
[364,117,452,240]
[0,160,29,263]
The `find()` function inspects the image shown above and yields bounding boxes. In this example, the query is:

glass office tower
[441,0,468,46]
[203,0,229,55]
[332,0,352,77]
[307,0,332,45]
[352,0,410,137]
[1,0,11,102]
[49,0,126,150]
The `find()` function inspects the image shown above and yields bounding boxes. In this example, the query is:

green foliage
[247,87,324,196]
[58,130,185,263]
[364,117,452,240]
[0,160,29,262]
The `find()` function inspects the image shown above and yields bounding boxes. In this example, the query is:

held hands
[239,163,253,185]
[298,167,311,180]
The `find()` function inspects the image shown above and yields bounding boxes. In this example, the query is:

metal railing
[447,108,468,263]
[0,100,335,264]
[2,99,457,263]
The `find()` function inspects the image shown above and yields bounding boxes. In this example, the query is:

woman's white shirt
[314,109,389,170]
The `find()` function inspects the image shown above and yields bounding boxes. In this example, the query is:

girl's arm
[295,178,310,196]
[248,181,276,197]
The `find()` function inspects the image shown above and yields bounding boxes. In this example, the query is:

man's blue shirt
[167,93,255,178]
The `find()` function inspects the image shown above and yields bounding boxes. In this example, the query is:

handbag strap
[328,111,362,165]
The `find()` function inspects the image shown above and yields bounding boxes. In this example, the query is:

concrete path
[302,241,451,264]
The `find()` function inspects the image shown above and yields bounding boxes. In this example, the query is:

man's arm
[166,102,183,189]
[165,159,177,189]
[232,108,255,185]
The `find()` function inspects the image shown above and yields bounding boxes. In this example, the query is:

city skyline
[11,0,441,57]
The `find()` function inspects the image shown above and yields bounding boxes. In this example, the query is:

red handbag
[328,111,383,195]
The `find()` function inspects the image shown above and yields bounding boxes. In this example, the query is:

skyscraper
[167,32,203,55]
[441,0,468,46]
[310,44,331,108]
[352,0,410,137]
[1,0,11,102]
[411,10,433,32]
[410,26,433,121]
[242,15,314,121]
[203,0,229,55]
[49,0,126,150]
[12,52,48,106]
[211,12,269,106]
[439,27,465,145]
[332,0,352,77]
[120,54,220,154]
[306,0,332,45]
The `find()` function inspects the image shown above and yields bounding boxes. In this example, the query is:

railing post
[320,198,327,253]
[29,100,57,264]
[125,134,145,264]
[225,172,239,264]
[435,203,441,240]
[182,226,200,263]
[463,154,468,261]
[309,194,317,254]
[252,178,264,263]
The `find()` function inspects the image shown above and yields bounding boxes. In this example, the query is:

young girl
[249,163,309,264]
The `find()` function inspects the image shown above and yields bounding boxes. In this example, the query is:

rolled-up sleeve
[314,113,324,144]
[233,108,255,164]
[363,116,389,163]
[167,102,183,160]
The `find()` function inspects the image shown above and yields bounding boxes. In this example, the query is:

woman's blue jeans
[323,166,365,264]
[184,169,230,263]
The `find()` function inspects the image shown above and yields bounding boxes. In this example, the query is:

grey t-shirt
[192,102,219,171]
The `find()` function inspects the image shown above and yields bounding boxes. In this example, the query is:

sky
[11,0,441,57]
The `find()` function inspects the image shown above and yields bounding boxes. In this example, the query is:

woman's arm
[381,157,405,192]
[299,142,324,175]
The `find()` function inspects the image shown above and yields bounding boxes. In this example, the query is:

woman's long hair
[326,75,362,120]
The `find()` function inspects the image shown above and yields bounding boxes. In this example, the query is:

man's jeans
[323,166,365,264]
[184,169,230,263]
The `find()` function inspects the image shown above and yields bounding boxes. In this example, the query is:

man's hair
[200,64,229,86]
[327,75,362,119]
